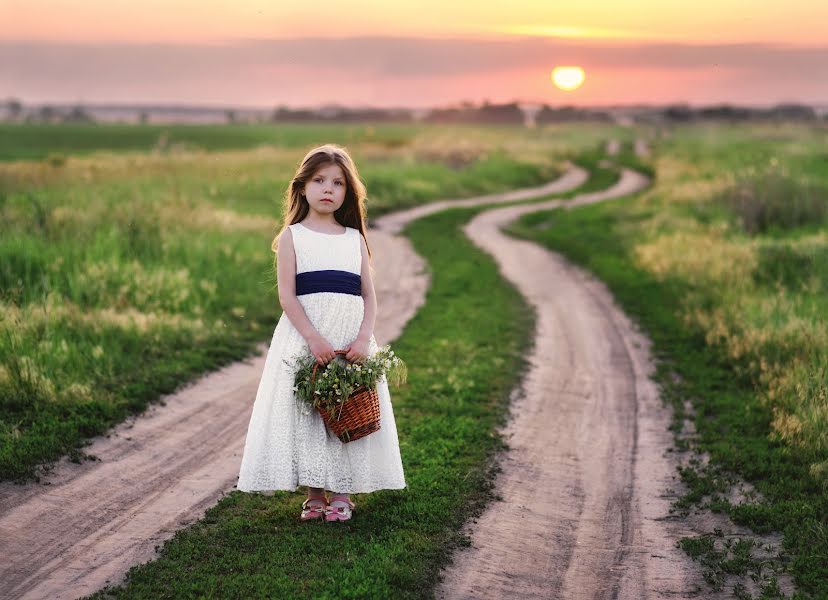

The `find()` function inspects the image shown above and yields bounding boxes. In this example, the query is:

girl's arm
[276,228,336,365]
[345,234,376,362]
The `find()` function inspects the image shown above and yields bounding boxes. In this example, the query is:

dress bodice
[288,223,362,275]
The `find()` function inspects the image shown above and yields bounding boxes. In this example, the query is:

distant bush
[45,152,66,167]
[753,241,828,292]
[719,169,828,234]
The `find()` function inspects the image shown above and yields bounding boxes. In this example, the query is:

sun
[551,66,585,91]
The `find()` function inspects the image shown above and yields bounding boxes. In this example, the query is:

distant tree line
[421,101,618,125]
[271,105,414,123]
[269,101,619,125]
[423,101,525,124]
[2,97,825,126]
[2,98,95,123]
[535,105,613,124]
[659,102,820,122]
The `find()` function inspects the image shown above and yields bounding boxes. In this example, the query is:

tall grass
[637,130,828,482]
[719,167,828,235]
[0,122,617,482]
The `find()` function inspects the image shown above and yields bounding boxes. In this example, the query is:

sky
[2,0,827,109]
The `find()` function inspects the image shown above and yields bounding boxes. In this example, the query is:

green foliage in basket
[288,345,407,415]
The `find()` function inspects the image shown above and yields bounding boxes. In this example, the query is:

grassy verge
[88,203,535,599]
[2,123,612,482]
[505,124,828,599]
[0,122,422,162]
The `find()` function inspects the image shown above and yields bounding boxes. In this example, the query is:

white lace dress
[237,222,407,494]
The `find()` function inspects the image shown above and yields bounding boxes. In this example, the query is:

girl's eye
[335,181,343,186]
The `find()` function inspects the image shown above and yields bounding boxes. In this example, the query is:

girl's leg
[307,486,326,500]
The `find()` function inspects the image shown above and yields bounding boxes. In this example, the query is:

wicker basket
[311,350,381,443]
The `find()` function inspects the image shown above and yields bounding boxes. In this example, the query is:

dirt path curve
[435,164,707,598]
[0,164,587,600]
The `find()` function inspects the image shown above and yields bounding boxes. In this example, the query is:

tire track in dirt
[435,156,713,598]
[0,164,586,600]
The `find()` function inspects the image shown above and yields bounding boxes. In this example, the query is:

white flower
[314,390,321,395]
[292,385,299,392]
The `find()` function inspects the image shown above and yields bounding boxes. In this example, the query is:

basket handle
[310,349,350,385]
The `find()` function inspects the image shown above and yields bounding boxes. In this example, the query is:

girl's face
[304,163,347,216]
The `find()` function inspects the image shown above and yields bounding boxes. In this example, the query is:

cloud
[2,35,826,106]
[5,35,828,78]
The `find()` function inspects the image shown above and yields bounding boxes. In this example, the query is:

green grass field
[0,122,422,162]
[0,122,624,482]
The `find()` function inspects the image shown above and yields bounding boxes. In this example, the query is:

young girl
[237,143,406,522]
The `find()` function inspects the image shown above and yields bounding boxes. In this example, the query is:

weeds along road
[0,161,587,600]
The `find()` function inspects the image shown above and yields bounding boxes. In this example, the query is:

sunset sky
[2,0,827,108]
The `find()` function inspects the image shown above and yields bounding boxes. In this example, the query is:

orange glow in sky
[3,0,828,45]
[2,1,827,107]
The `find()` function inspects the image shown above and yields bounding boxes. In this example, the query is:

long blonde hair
[272,143,371,258]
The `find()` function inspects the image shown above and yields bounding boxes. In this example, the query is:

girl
[237,143,406,522]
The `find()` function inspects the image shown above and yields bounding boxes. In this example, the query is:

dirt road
[435,167,709,598]
[0,165,586,600]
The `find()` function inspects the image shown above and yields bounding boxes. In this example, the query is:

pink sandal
[300,497,328,521]
[325,495,355,522]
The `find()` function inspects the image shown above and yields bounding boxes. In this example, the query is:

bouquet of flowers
[287,345,407,442]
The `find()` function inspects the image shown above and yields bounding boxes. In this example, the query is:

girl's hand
[308,335,336,365]
[344,337,370,363]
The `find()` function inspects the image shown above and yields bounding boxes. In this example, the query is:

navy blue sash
[296,270,362,296]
